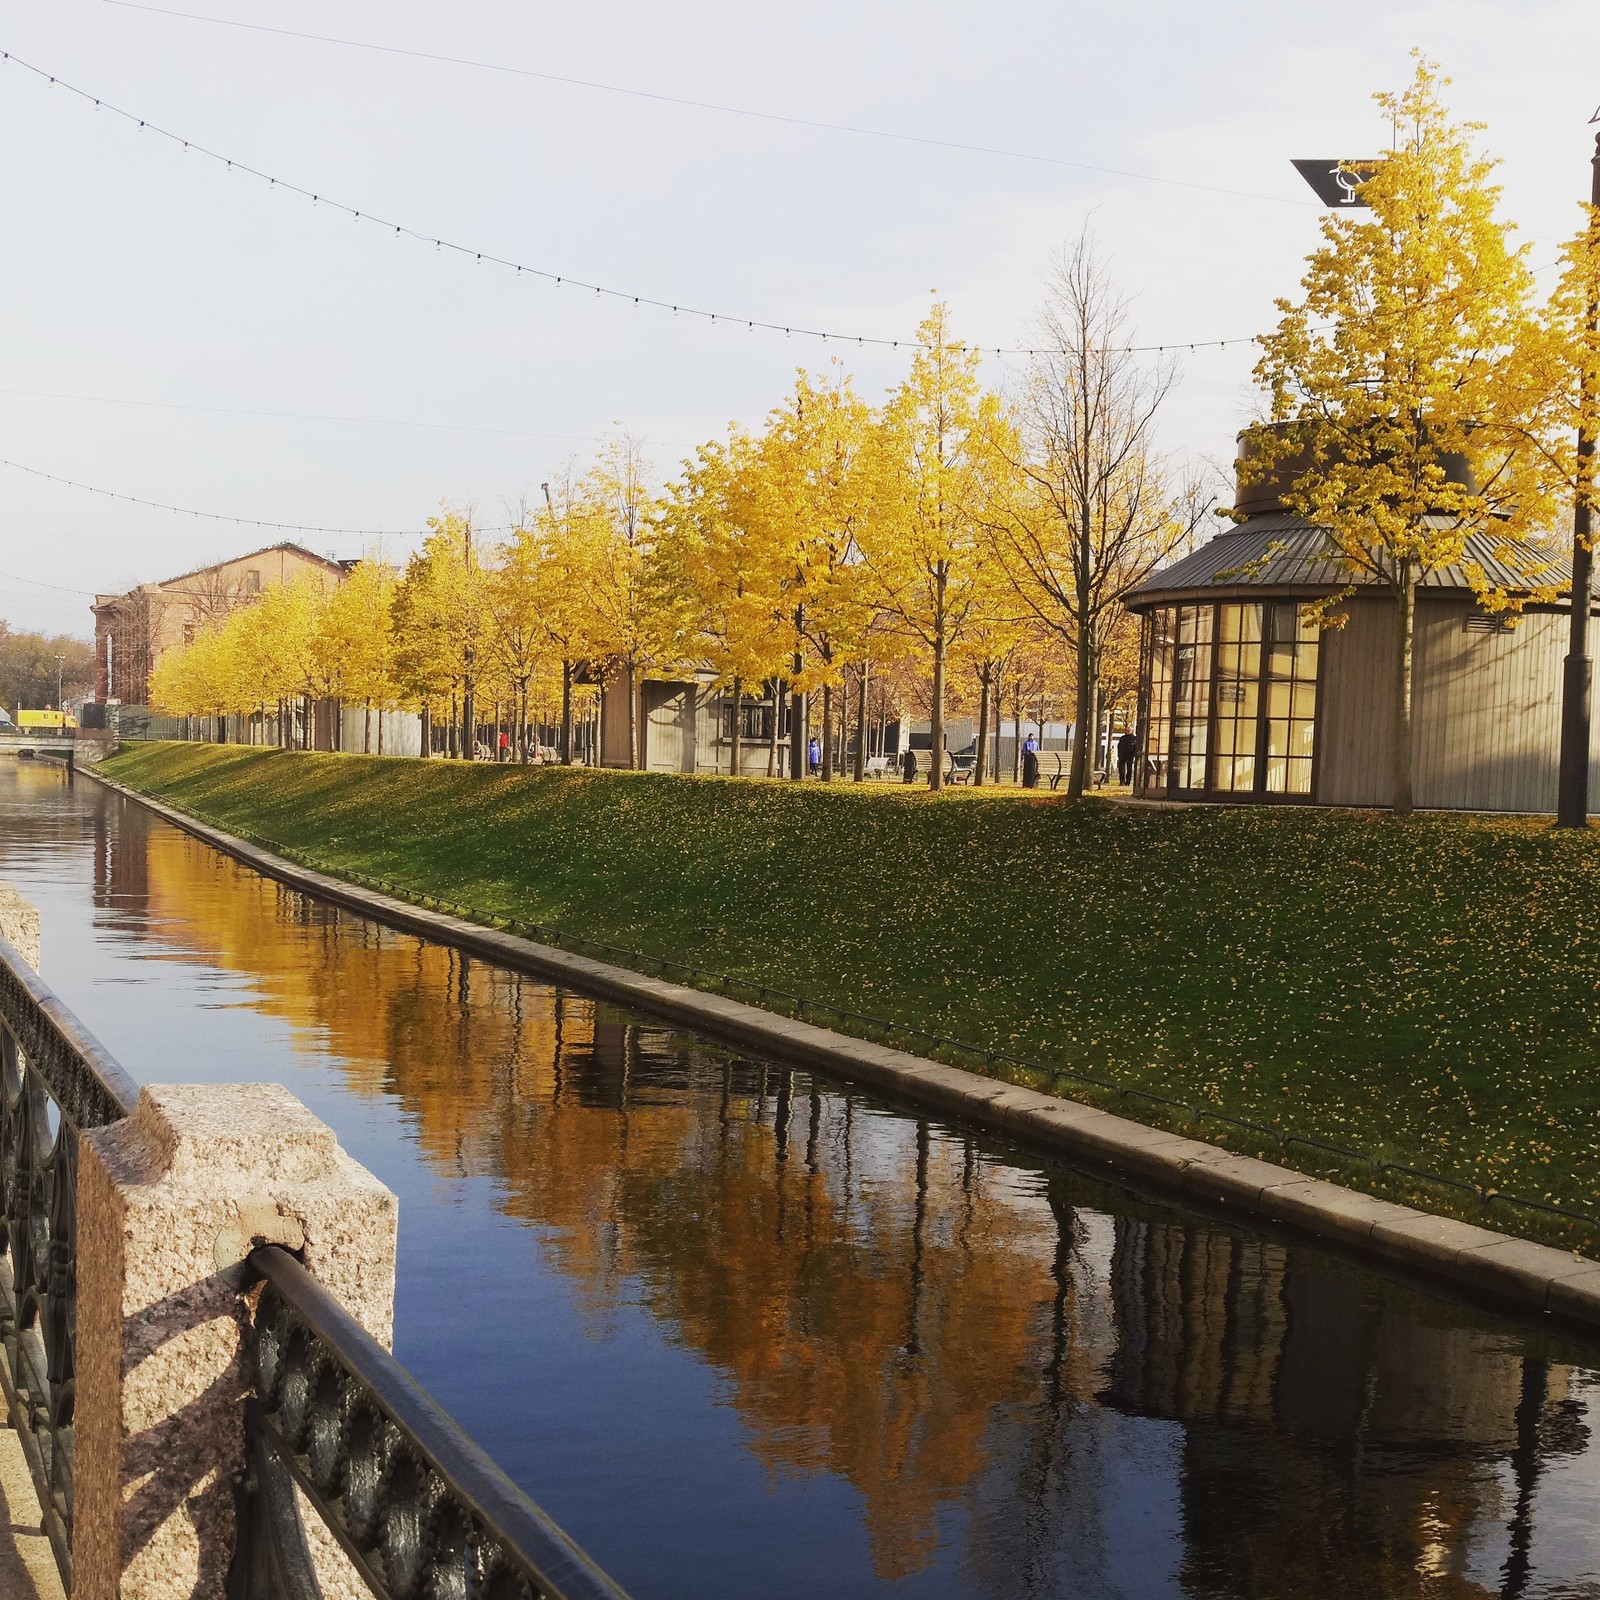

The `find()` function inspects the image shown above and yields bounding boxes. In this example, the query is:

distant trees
[0,625,94,713]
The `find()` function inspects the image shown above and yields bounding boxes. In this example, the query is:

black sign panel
[1291,158,1379,208]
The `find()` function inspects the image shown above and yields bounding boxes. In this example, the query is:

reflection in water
[9,761,1600,1598]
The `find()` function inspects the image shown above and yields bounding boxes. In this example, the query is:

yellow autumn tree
[313,556,399,752]
[751,367,877,780]
[392,513,489,758]
[582,431,661,770]
[862,304,1001,790]
[652,427,787,775]
[1252,57,1556,815]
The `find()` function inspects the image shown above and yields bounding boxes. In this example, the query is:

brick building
[91,542,350,705]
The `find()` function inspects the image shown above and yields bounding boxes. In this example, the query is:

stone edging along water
[80,765,1600,1336]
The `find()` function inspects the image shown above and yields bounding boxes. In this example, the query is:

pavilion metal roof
[1126,513,1569,605]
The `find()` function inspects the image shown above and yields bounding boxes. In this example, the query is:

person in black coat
[1116,730,1139,785]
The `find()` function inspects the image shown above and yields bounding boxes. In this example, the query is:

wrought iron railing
[0,929,631,1600]
[0,929,141,1591]
[242,1245,630,1600]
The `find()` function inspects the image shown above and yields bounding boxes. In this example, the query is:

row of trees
[154,244,1206,792]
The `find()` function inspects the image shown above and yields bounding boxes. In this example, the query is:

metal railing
[0,930,140,1591]
[242,1247,630,1600]
[0,929,631,1600]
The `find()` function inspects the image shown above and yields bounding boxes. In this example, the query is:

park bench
[896,750,964,784]
[864,755,892,779]
[1033,750,1068,790]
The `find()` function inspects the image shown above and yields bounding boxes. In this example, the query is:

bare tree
[986,230,1210,796]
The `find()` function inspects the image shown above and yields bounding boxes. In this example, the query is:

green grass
[101,740,1600,1252]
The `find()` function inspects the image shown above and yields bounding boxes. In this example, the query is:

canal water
[3,761,1599,1600]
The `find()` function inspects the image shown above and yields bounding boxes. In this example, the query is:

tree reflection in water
[74,794,1600,1597]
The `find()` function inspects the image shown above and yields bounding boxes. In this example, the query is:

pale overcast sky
[1,0,1597,636]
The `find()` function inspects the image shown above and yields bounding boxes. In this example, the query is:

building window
[723,697,773,742]
[1139,600,1319,801]
[1169,604,1213,791]
[243,569,262,595]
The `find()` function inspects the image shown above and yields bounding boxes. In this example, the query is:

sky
[1,0,1598,638]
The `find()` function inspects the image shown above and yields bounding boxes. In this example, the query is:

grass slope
[102,741,1600,1249]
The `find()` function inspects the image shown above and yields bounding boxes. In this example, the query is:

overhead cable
[0,456,424,535]
[99,0,1311,208]
[0,49,1260,358]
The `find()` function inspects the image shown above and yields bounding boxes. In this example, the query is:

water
[3,759,1599,1600]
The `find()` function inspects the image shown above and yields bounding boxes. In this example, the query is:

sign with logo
[1291,159,1380,208]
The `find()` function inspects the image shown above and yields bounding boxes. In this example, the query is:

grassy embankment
[101,741,1600,1251]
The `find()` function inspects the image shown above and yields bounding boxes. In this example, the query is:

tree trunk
[821,684,834,781]
[729,676,743,778]
[974,664,991,787]
[1394,567,1417,817]
[1068,636,1093,799]
[985,675,998,780]
[767,680,782,777]
[929,635,946,792]
[595,674,606,766]
[377,707,384,755]
[561,661,574,764]
[1012,686,1023,782]
[421,703,431,759]
[853,663,868,782]
[463,683,477,761]
[789,664,805,780]
[626,667,639,770]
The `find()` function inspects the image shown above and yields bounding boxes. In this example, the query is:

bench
[864,755,893,779]
[894,750,965,784]
[1029,749,1068,790]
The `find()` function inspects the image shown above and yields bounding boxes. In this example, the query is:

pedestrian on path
[1116,731,1139,786]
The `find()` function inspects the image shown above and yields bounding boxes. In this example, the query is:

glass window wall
[1137,600,1319,801]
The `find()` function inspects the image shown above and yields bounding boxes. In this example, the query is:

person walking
[1022,745,1040,790]
[808,736,822,777]
[1116,730,1139,786]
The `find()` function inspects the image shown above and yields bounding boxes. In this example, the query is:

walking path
[0,1422,62,1600]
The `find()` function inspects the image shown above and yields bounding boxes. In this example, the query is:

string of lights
[100,0,1313,209]
[0,457,425,536]
[0,48,1267,359]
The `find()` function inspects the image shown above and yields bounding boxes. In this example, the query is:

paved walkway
[0,1424,63,1600]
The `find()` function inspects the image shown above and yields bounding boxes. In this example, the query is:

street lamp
[1556,115,1600,828]
[54,654,64,712]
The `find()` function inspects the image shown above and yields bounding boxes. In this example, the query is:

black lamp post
[1556,121,1600,829]
[53,653,63,712]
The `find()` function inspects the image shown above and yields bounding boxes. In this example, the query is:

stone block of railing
[0,886,39,972]
[74,1085,398,1600]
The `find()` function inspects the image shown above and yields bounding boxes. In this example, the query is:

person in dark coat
[1021,746,1041,789]
[901,747,919,784]
[1116,730,1139,785]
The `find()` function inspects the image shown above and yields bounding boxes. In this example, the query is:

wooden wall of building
[1318,595,1600,813]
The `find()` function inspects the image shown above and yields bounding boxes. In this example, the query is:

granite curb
[82,765,1600,1338]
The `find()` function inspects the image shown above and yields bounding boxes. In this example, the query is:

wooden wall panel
[1413,603,1563,813]
[1316,599,1396,807]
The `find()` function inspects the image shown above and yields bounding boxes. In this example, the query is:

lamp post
[1556,120,1600,828]
[54,654,63,713]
